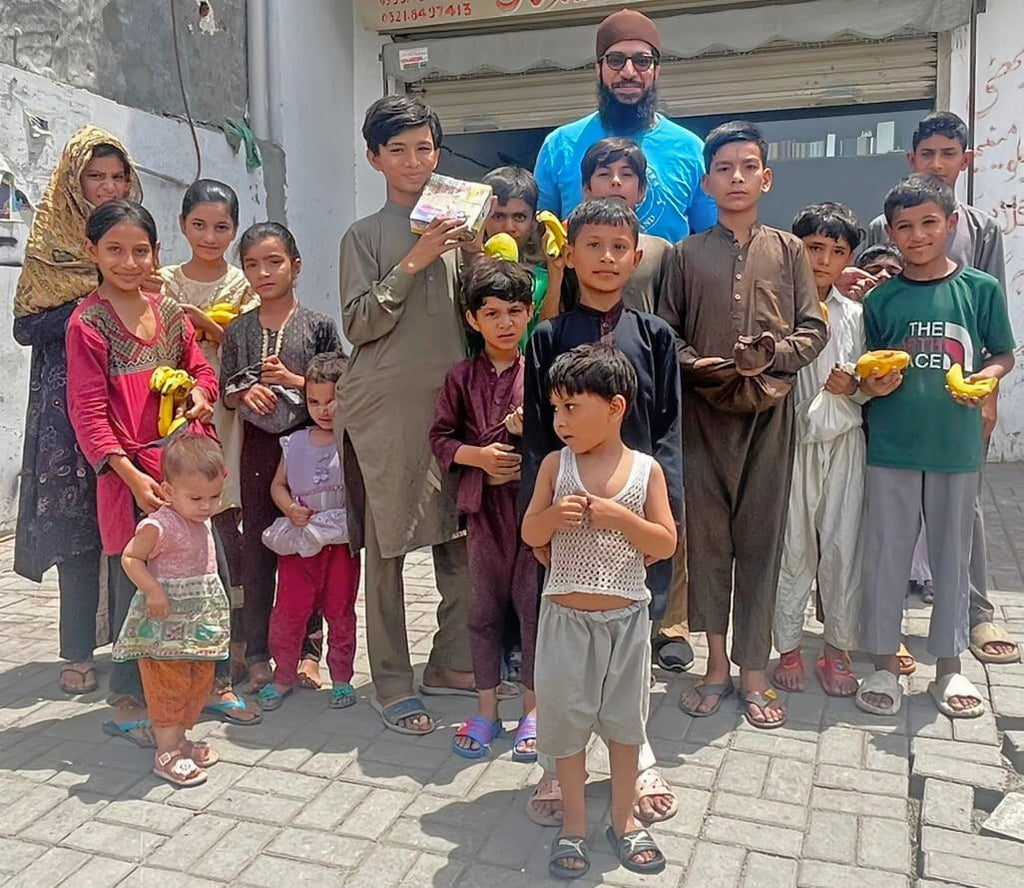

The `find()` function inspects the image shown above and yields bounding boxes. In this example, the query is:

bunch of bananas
[204,302,240,326]
[946,363,998,399]
[483,232,520,262]
[149,366,196,437]
[537,210,568,259]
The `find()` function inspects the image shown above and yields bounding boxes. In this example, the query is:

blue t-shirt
[534,112,717,243]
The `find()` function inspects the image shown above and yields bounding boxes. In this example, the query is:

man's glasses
[601,51,658,72]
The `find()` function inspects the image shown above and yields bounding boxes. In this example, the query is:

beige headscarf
[14,125,142,317]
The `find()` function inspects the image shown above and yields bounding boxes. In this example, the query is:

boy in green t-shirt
[856,174,1015,721]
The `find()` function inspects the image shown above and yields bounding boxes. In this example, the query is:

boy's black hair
[162,433,225,482]
[362,96,443,155]
[882,174,957,224]
[581,138,648,190]
[791,201,862,252]
[547,342,637,409]
[703,120,768,170]
[856,244,904,271]
[482,166,539,211]
[305,351,347,386]
[239,221,300,261]
[566,197,639,246]
[182,178,240,227]
[912,111,969,152]
[463,257,534,313]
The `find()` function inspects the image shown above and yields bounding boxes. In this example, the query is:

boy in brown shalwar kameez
[335,96,477,736]
[658,122,827,729]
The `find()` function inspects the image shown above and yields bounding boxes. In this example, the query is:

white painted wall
[952,1,1024,460]
[264,1,385,323]
[0,62,266,532]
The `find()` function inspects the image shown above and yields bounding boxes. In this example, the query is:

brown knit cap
[596,8,662,59]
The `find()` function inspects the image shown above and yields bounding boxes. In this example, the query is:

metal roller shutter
[412,36,938,133]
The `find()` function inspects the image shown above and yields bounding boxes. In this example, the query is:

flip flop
[738,687,787,730]
[59,663,98,695]
[679,680,735,717]
[202,695,263,725]
[969,622,1021,664]
[854,669,903,716]
[330,682,356,709]
[371,695,435,736]
[527,775,563,827]
[451,715,502,760]
[605,825,666,875]
[654,638,694,673]
[511,712,537,763]
[896,643,917,676]
[257,683,293,712]
[549,835,589,880]
[103,718,156,748]
[815,652,858,697]
[633,768,678,824]
[929,672,985,719]
[418,681,520,700]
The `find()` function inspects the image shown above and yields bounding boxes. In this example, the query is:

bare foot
[635,768,675,821]
[422,664,475,692]
[816,645,859,697]
[528,775,563,825]
[379,694,433,733]
[982,640,1019,658]
[680,670,731,714]
[741,671,786,726]
[612,816,657,866]
[771,649,806,692]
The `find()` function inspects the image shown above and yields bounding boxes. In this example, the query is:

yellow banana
[855,350,910,378]
[537,210,568,259]
[209,302,238,314]
[149,366,196,437]
[946,363,997,399]
[819,301,829,324]
[483,232,520,262]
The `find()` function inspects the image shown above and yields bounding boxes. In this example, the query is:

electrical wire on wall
[169,0,203,180]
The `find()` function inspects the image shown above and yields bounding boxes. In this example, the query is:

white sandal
[854,669,902,716]
[633,768,678,824]
[929,672,985,719]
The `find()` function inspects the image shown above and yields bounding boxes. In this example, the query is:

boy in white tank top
[523,344,676,880]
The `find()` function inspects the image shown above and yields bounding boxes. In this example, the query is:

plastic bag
[797,389,862,444]
[261,510,349,557]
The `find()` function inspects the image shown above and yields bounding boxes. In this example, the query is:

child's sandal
[511,712,537,763]
[153,750,207,787]
[184,740,219,767]
[330,682,356,709]
[549,835,590,880]
[258,683,292,712]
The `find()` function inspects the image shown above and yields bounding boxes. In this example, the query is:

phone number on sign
[380,3,474,24]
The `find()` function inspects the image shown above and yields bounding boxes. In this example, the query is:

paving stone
[803,811,856,863]
[60,821,165,861]
[1,846,88,888]
[116,869,224,888]
[341,846,420,888]
[237,854,349,888]
[190,821,278,882]
[55,855,134,888]
[911,736,1004,766]
[1003,730,1024,773]
[682,841,745,887]
[712,791,807,829]
[981,791,1024,843]
[921,851,1023,888]
[0,836,52,874]
[763,757,814,806]
[815,764,907,797]
[742,851,799,888]
[142,813,235,871]
[94,799,194,836]
[815,726,864,766]
[400,852,466,887]
[293,780,370,830]
[810,786,907,819]
[19,794,107,843]
[732,731,816,762]
[920,826,1024,867]
[475,805,546,869]
[859,816,911,873]
[797,859,910,888]
[864,738,909,775]
[337,787,414,839]
[990,685,1024,730]
[921,779,974,832]
[205,787,305,825]
[233,766,329,801]
[703,815,803,857]
[0,784,66,835]
[383,813,492,860]
[951,711,1001,745]
[264,826,371,869]
[910,753,1008,810]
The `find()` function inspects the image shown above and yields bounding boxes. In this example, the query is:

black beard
[597,80,658,133]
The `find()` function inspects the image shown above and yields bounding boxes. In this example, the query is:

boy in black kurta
[658,122,826,730]
[521,197,682,827]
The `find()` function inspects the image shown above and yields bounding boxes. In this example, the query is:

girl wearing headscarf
[13,126,145,718]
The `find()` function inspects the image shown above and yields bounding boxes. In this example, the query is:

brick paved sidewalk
[0,465,1021,886]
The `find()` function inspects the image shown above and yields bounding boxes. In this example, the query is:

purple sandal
[451,715,502,760]
[512,712,537,763]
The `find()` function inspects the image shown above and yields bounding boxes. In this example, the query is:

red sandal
[771,650,806,692]
[815,652,859,697]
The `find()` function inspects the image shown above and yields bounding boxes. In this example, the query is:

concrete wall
[0,62,265,532]
[259,1,385,322]
[0,0,248,124]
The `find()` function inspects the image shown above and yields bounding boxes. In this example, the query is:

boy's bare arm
[950,351,1015,409]
[121,524,168,618]
[770,244,828,373]
[522,453,586,548]
[270,453,312,526]
[585,461,677,561]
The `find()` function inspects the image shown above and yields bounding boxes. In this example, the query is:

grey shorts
[535,597,651,760]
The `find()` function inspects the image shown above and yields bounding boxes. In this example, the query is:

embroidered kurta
[66,291,218,555]
[335,201,466,559]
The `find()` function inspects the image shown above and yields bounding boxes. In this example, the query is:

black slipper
[605,825,666,875]
[655,638,694,672]
[549,835,589,880]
